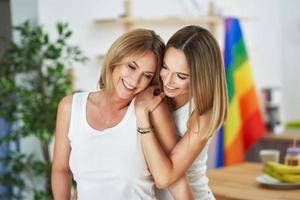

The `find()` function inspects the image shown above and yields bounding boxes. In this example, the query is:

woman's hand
[135,86,165,117]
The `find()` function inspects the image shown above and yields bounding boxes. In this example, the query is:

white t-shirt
[68,92,157,200]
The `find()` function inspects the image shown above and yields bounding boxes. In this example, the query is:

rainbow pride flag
[216,18,266,167]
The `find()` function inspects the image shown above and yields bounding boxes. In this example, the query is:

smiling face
[112,50,157,100]
[160,47,190,104]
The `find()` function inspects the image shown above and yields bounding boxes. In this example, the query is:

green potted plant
[0,21,87,199]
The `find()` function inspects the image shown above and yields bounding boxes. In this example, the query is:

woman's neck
[172,93,189,110]
[99,90,132,111]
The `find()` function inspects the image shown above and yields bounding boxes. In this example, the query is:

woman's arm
[51,95,73,200]
[135,88,209,188]
[149,100,194,199]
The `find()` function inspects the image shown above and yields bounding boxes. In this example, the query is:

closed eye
[162,64,168,70]
[128,63,136,70]
[144,73,153,79]
[177,74,188,80]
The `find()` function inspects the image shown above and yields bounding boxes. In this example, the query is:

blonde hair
[99,29,165,93]
[166,25,228,139]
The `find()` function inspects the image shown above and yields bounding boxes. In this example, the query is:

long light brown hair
[166,25,228,139]
[99,29,165,93]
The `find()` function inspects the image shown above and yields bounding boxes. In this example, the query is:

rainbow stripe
[216,18,266,166]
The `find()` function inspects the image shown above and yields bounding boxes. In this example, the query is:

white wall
[281,0,300,122]
[10,0,38,40]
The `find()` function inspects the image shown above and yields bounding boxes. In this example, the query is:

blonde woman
[135,25,228,199]
[51,29,194,199]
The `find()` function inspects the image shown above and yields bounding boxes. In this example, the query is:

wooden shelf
[95,0,222,29]
[94,16,223,25]
[94,1,254,59]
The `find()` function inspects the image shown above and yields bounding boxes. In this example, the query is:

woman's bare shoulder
[58,95,74,113]
[152,99,171,115]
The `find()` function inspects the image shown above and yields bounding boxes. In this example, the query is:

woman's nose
[129,71,142,87]
[164,72,174,86]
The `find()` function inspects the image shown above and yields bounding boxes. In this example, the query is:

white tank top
[155,102,215,200]
[68,92,157,200]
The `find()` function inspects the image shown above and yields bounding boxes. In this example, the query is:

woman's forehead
[164,47,189,72]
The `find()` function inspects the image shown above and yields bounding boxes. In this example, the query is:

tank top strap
[68,92,89,141]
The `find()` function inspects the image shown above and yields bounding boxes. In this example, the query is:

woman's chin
[115,89,134,100]
[163,91,177,98]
